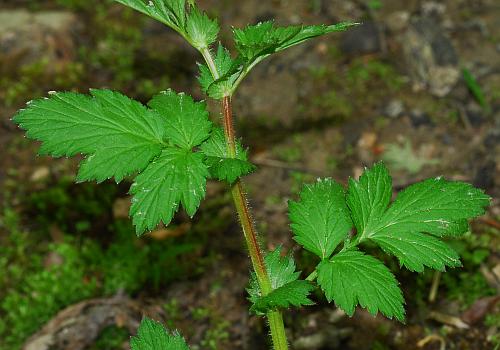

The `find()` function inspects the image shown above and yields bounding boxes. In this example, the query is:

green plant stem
[202,50,289,350]
[223,97,289,350]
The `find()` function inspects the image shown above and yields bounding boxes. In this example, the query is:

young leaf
[130,148,208,235]
[149,90,212,150]
[288,179,352,259]
[13,89,165,183]
[198,45,234,93]
[200,127,256,182]
[130,317,190,350]
[185,6,219,49]
[347,162,490,270]
[248,247,313,315]
[198,45,243,99]
[250,280,314,314]
[115,0,187,33]
[233,21,358,66]
[317,249,405,322]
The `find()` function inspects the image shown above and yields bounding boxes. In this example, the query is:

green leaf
[130,148,208,235]
[250,280,314,314]
[115,0,187,33]
[248,247,313,315]
[200,127,256,182]
[149,89,212,150]
[13,89,164,183]
[376,176,490,237]
[317,249,405,322]
[233,21,358,66]
[462,68,490,111]
[288,179,352,259]
[130,317,190,350]
[370,231,461,272]
[347,162,490,271]
[185,6,219,49]
[115,1,220,51]
[346,162,392,239]
[198,45,232,92]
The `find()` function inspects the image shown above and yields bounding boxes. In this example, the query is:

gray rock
[0,10,81,73]
[385,11,410,33]
[402,17,460,97]
[385,99,405,118]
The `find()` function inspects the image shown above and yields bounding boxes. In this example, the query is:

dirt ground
[0,0,499,349]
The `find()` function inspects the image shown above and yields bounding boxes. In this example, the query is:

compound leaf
[130,317,190,350]
[149,90,212,150]
[289,179,352,259]
[200,127,255,182]
[317,249,405,322]
[13,89,165,183]
[130,148,208,235]
[248,247,313,314]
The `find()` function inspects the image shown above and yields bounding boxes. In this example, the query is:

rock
[402,17,460,96]
[30,166,50,182]
[340,21,382,55]
[0,10,81,74]
[409,109,433,127]
[385,11,410,33]
[384,99,405,118]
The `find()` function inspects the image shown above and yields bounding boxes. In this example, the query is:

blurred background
[0,0,499,349]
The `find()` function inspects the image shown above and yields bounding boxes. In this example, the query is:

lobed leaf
[13,89,164,183]
[288,179,352,259]
[115,0,218,50]
[317,249,405,321]
[248,247,312,314]
[233,21,359,67]
[200,127,255,182]
[130,317,190,350]
[197,44,243,99]
[346,162,392,238]
[114,0,187,33]
[149,89,212,150]
[370,231,461,272]
[250,280,314,314]
[347,162,490,271]
[130,148,208,235]
[185,6,219,49]
[377,176,490,238]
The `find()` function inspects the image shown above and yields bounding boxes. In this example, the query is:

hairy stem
[202,49,289,350]
[223,96,289,350]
